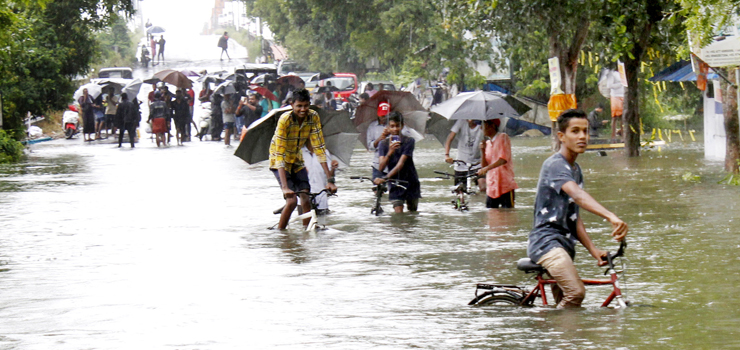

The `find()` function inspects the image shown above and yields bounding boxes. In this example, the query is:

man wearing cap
[366,101,414,180]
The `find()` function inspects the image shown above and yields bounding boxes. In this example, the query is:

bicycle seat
[517,258,546,274]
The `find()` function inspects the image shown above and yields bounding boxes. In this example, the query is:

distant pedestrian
[148,91,169,147]
[150,37,157,61]
[199,82,212,103]
[222,94,236,146]
[258,92,272,118]
[101,88,118,139]
[185,88,195,141]
[587,104,608,138]
[157,35,166,62]
[608,70,624,139]
[359,92,370,105]
[237,93,263,130]
[323,92,337,110]
[218,32,230,61]
[478,119,518,208]
[210,94,224,141]
[93,93,105,139]
[116,93,137,148]
[364,82,377,97]
[77,88,97,142]
[173,90,191,146]
[444,119,485,192]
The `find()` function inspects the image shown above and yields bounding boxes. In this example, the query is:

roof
[649,60,718,82]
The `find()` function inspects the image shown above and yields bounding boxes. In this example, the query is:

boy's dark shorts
[391,198,419,211]
[486,190,515,208]
[271,168,311,194]
[223,122,235,130]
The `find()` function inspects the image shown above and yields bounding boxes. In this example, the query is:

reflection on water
[0,135,738,348]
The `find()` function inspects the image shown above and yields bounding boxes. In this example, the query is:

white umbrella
[430,91,520,121]
[122,78,143,100]
[214,81,236,95]
[73,83,103,100]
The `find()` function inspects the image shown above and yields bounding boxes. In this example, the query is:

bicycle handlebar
[351,176,407,184]
[602,239,627,272]
[434,170,480,179]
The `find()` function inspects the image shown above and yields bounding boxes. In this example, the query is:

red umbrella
[249,85,278,102]
[153,69,193,89]
[276,75,304,88]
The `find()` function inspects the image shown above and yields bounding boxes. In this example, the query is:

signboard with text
[700,37,740,67]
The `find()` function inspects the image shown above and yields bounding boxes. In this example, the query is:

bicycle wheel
[476,294,522,306]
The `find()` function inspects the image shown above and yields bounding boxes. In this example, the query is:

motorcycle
[340,93,360,118]
[140,45,150,68]
[62,105,80,139]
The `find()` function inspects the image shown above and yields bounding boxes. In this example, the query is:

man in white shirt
[443,119,485,192]
[608,70,625,139]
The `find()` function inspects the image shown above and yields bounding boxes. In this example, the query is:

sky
[138,0,215,36]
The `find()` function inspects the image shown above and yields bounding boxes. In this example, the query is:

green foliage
[243,0,490,86]
[0,0,133,141]
[0,129,24,163]
[95,13,137,67]
[681,171,702,182]
[678,0,740,49]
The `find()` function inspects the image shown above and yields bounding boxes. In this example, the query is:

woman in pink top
[477,119,518,208]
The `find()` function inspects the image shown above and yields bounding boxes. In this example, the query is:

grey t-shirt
[527,152,583,263]
[450,120,483,172]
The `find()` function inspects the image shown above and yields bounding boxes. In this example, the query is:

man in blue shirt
[528,109,628,308]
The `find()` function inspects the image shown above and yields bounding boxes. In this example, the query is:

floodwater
[2,133,738,349]
[2,36,739,349]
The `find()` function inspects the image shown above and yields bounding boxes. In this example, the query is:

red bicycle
[469,240,628,308]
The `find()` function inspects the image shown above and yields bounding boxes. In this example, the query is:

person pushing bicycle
[528,109,627,308]
[269,89,337,230]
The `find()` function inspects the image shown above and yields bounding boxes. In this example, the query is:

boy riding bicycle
[528,109,627,308]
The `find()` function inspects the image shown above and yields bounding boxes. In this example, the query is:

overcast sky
[138,0,214,36]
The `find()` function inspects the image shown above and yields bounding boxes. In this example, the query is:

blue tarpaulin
[649,60,718,82]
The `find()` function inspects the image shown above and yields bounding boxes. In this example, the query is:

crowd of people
[76,87,142,147]
[265,91,628,308]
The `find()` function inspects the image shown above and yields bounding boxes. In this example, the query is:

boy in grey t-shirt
[527,109,628,308]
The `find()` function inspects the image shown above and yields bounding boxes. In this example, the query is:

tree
[0,0,134,140]
[243,0,490,87]
[679,0,740,172]
[467,0,599,149]
[591,0,686,157]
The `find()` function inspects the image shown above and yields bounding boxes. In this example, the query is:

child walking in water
[374,112,421,213]
[528,109,628,308]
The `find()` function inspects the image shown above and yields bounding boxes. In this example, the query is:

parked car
[277,60,308,76]
[97,67,133,79]
[315,73,358,102]
[359,80,396,95]
[293,72,320,91]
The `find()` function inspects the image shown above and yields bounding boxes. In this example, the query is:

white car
[359,80,396,95]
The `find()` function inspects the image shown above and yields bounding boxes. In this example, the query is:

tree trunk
[623,56,641,157]
[548,20,589,151]
[723,68,740,173]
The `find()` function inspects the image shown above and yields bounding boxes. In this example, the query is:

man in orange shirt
[477,119,518,208]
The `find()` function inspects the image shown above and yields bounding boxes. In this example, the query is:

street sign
[700,37,740,67]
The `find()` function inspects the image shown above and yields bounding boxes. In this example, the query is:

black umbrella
[309,72,334,82]
[234,106,358,165]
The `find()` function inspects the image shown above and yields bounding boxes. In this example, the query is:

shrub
[0,129,24,163]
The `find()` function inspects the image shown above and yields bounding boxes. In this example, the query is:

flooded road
[2,131,739,348]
